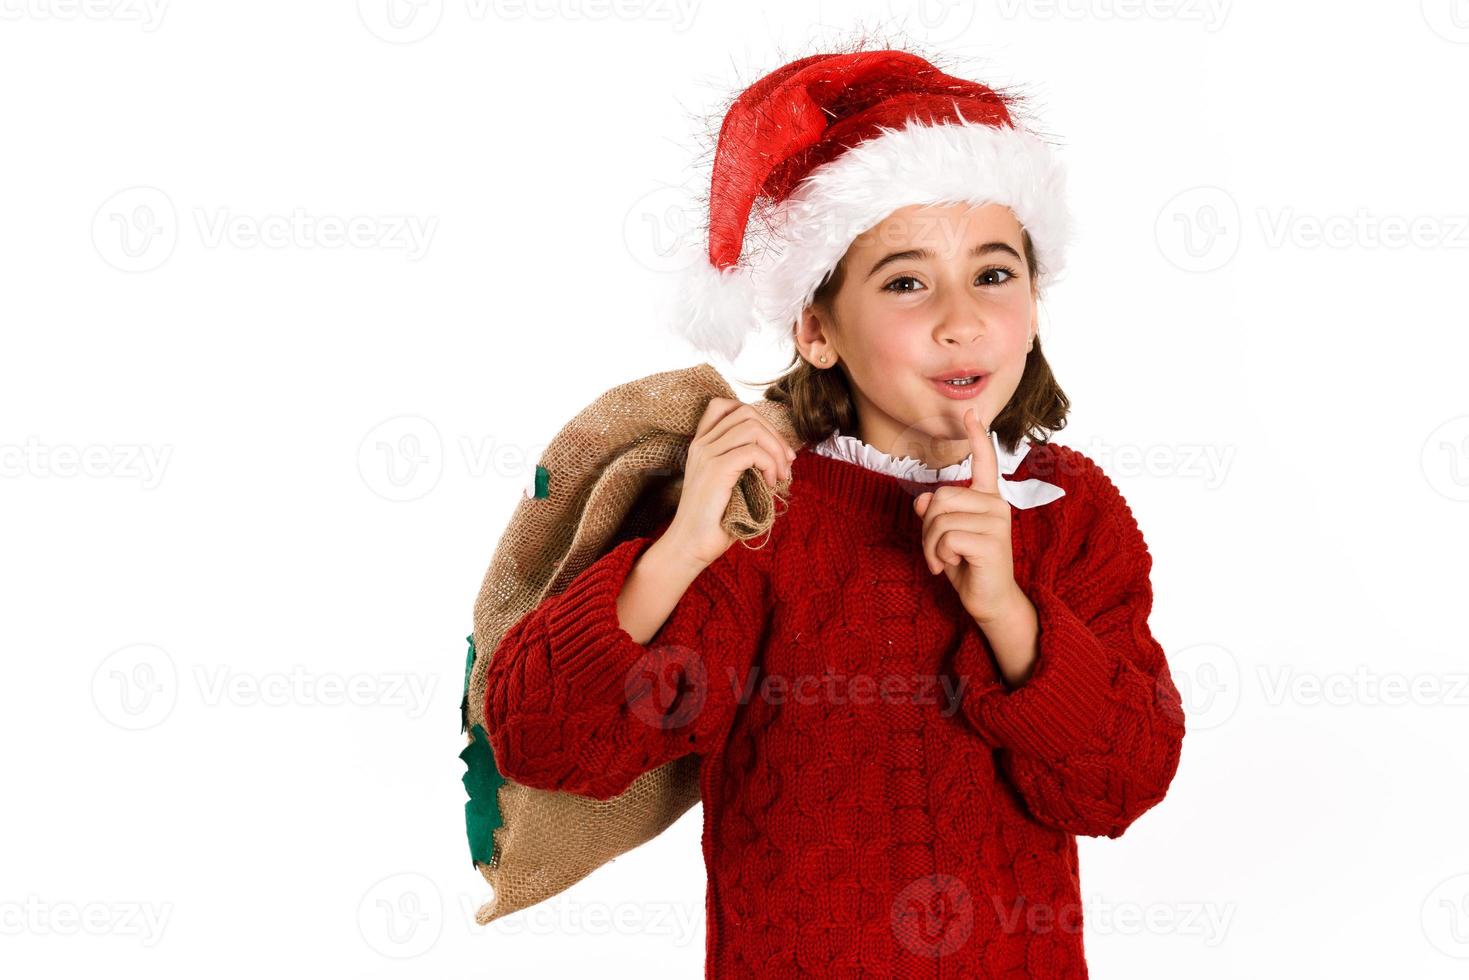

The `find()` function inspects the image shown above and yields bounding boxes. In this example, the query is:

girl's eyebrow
[864,241,1023,280]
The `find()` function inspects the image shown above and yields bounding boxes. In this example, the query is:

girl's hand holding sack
[662,397,796,570]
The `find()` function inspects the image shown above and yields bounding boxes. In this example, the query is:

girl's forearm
[614,537,709,645]
[976,585,1040,689]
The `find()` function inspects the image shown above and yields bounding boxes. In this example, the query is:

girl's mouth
[928,374,987,400]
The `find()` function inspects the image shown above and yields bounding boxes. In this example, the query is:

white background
[3,1,1468,977]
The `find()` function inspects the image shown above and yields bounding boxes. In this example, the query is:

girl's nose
[933,294,987,346]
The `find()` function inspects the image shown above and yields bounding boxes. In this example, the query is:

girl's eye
[881,266,1020,293]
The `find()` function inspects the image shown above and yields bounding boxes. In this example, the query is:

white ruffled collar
[811,428,1066,509]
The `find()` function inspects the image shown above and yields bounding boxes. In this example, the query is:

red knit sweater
[483,439,1186,978]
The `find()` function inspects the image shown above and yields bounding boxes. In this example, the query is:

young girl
[483,45,1186,979]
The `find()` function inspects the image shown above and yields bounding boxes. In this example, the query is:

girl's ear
[794,305,833,362]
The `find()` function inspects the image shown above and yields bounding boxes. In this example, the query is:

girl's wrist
[643,535,711,589]
[971,582,1030,628]
[973,585,1040,689]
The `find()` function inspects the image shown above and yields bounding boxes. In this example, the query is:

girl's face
[796,202,1038,470]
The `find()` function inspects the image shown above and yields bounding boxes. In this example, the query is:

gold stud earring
[818,353,828,364]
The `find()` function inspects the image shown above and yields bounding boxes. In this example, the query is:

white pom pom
[661,242,762,363]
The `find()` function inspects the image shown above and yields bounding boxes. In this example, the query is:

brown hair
[742,228,1070,455]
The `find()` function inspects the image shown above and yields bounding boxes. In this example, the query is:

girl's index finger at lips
[965,408,1000,495]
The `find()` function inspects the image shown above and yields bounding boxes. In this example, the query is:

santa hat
[666,49,1073,362]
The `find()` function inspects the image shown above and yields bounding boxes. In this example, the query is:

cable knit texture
[483,439,1186,978]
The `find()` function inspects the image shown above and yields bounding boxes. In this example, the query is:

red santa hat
[666,48,1073,362]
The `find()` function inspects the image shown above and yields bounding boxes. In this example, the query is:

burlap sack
[462,362,798,926]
